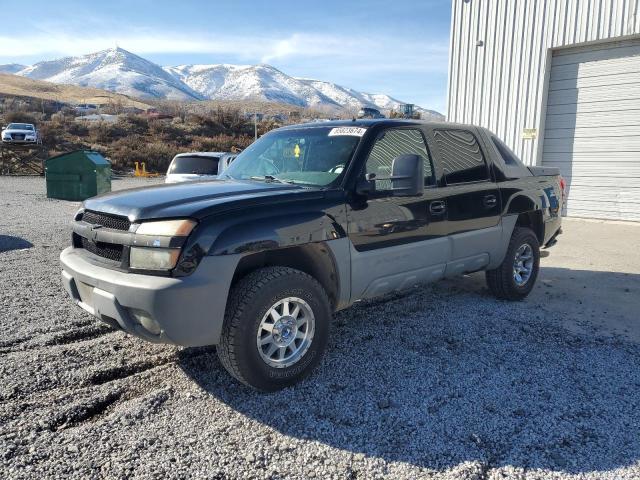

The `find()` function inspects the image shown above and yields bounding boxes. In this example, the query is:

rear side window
[492,136,523,166]
[433,129,489,184]
[365,128,434,190]
[169,156,220,175]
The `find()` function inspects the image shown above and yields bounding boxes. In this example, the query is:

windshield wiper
[249,175,293,184]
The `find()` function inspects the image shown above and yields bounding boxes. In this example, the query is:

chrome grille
[81,210,130,231]
[81,237,123,262]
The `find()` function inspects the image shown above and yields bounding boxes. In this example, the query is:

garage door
[542,39,640,221]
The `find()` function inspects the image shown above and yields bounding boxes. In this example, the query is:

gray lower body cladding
[348,218,517,302]
[58,219,519,346]
[60,247,241,346]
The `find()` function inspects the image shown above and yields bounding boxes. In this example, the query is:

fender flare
[207,211,345,256]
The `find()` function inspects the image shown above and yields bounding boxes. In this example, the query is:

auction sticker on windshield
[328,127,367,137]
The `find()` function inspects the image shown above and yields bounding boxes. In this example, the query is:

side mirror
[391,154,424,196]
[355,173,376,195]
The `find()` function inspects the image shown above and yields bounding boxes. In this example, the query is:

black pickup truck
[60,119,564,391]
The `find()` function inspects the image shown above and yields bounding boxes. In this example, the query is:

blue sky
[0,0,452,113]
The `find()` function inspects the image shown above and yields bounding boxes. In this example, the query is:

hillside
[0,73,151,110]
[7,48,443,118]
[0,64,26,74]
[16,48,201,101]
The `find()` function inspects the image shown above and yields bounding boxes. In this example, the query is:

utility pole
[254,112,258,141]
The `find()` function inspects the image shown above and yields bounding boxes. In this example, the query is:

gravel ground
[1,176,639,480]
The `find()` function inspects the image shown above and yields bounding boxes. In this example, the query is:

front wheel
[486,227,540,301]
[217,267,331,391]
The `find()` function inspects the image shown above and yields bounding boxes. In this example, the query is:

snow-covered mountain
[8,48,443,117]
[16,48,201,101]
[0,64,27,74]
[166,64,442,118]
[296,78,442,119]
[165,64,339,109]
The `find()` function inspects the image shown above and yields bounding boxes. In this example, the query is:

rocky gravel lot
[1,176,639,479]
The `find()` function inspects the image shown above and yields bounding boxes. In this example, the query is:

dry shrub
[190,134,252,152]
[149,121,187,144]
[2,102,276,173]
[66,122,89,137]
[89,122,128,143]
[119,114,149,135]
[3,111,39,125]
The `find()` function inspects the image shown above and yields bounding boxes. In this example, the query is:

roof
[75,114,118,122]
[46,150,110,165]
[277,118,466,130]
[173,151,228,158]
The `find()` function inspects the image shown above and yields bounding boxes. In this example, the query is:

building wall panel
[447,0,640,166]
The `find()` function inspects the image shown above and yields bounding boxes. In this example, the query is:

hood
[83,178,321,221]
[2,128,36,134]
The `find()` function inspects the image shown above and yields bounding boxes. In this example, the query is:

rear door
[425,127,502,275]
[346,127,450,300]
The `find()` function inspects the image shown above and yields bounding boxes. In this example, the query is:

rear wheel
[486,227,540,301]
[217,267,331,391]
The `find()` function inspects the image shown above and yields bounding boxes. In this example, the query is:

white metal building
[447,0,640,221]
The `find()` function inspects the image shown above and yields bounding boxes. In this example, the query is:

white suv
[1,123,39,144]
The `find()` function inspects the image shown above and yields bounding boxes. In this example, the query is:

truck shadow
[178,267,640,474]
[0,235,33,253]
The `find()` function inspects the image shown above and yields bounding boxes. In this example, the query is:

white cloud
[0,29,448,73]
[0,26,449,110]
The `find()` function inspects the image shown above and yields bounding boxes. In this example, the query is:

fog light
[129,308,161,335]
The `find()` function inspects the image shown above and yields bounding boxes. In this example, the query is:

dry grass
[0,73,150,110]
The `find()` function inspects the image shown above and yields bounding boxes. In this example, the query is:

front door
[346,127,450,300]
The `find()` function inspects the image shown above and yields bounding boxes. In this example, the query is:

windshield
[168,156,220,175]
[222,126,363,186]
[7,123,34,130]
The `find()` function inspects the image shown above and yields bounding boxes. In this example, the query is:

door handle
[483,194,497,208]
[429,200,446,215]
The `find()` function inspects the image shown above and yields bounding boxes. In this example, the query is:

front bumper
[60,247,240,346]
[2,137,37,143]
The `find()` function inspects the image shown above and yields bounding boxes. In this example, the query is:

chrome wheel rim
[513,243,534,286]
[256,297,315,368]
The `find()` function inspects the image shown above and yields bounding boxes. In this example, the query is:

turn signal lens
[136,219,196,237]
[130,247,181,270]
[559,176,567,200]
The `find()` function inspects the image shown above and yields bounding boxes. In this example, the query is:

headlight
[130,219,197,271]
[130,247,181,271]
[135,219,196,236]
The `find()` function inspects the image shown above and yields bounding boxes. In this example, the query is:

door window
[168,156,220,175]
[365,128,433,191]
[433,129,490,184]
[492,136,524,166]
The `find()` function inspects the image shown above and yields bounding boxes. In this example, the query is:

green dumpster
[45,150,111,201]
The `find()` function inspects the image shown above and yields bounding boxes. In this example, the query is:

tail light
[559,176,567,201]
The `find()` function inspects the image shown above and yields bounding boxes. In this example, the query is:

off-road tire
[217,266,331,391]
[486,227,540,301]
